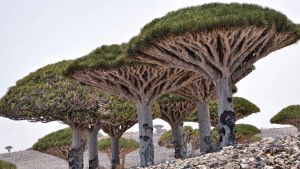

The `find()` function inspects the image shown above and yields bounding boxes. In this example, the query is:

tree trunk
[216,76,236,148]
[197,102,213,153]
[111,137,120,169]
[87,126,100,169]
[120,154,126,169]
[68,127,85,169]
[136,102,154,167]
[171,123,187,159]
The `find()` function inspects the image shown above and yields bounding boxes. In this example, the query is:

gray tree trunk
[87,126,100,169]
[136,102,154,167]
[197,102,213,153]
[69,127,85,169]
[171,123,187,159]
[216,77,236,148]
[111,137,120,169]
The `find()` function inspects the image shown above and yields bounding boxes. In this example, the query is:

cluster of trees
[0,3,299,169]
[32,128,140,169]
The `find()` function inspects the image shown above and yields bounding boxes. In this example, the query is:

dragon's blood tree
[186,97,260,127]
[173,76,215,153]
[32,128,72,160]
[66,44,196,167]
[100,95,138,169]
[270,105,300,132]
[128,3,300,147]
[156,94,195,158]
[98,137,139,169]
[0,61,109,169]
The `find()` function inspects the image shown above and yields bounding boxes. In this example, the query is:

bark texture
[136,102,154,167]
[171,123,187,159]
[133,26,297,148]
[216,77,236,147]
[174,77,215,152]
[71,65,196,103]
[276,118,300,132]
[197,102,213,153]
[87,126,100,169]
[135,26,297,81]
[69,128,85,169]
[111,137,120,169]
[70,64,196,167]
[159,100,196,158]
[101,117,137,168]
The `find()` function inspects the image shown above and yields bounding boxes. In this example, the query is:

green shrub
[185,97,260,126]
[32,128,72,152]
[212,124,261,144]
[98,137,139,151]
[270,105,300,123]
[158,126,197,147]
[0,160,16,169]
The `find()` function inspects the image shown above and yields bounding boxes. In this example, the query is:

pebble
[140,134,300,169]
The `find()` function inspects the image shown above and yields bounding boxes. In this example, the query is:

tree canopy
[0,61,110,128]
[159,124,261,149]
[270,105,300,130]
[185,97,260,126]
[212,124,261,144]
[128,3,300,53]
[67,44,130,74]
[270,105,300,123]
[32,128,73,160]
[98,137,139,152]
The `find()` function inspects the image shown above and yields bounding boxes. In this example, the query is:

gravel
[0,127,298,169]
[140,133,300,169]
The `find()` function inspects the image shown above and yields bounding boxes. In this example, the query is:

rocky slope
[139,134,300,169]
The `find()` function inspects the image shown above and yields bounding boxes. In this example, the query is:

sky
[0,0,299,153]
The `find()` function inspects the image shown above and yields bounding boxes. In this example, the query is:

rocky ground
[139,133,300,169]
[0,127,298,169]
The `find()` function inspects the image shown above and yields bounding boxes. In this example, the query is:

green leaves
[98,137,139,151]
[32,128,72,152]
[0,160,16,169]
[185,97,260,125]
[128,3,300,54]
[66,44,130,74]
[270,105,300,123]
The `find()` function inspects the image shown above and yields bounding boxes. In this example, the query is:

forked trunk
[111,137,120,169]
[171,123,187,159]
[69,127,85,169]
[216,76,236,147]
[197,102,213,153]
[136,102,154,167]
[87,126,100,169]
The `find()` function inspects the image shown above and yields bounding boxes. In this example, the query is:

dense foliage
[98,137,139,152]
[128,3,300,53]
[270,105,300,123]
[0,61,108,127]
[185,97,260,126]
[156,93,186,104]
[212,124,262,144]
[159,124,261,149]
[67,44,130,74]
[0,160,16,169]
[32,128,72,152]
[158,126,197,147]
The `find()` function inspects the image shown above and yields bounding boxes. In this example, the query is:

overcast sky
[0,0,299,153]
